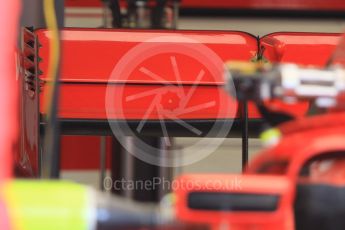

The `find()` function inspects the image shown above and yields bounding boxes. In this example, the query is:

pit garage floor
[61,7,345,188]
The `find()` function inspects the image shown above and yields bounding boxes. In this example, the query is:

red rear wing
[22,29,342,172]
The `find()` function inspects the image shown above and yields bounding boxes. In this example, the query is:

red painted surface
[261,32,341,66]
[66,0,102,7]
[248,113,345,175]
[37,29,257,120]
[65,0,345,11]
[175,112,345,228]
[37,30,341,121]
[279,112,345,136]
[60,136,112,170]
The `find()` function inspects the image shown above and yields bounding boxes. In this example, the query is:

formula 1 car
[174,62,345,230]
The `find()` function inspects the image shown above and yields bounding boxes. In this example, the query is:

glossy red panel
[261,32,341,66]
[37,28,257,120]
[37,29,257,83]
[65,0,101,7]
[47,84,234,120]
[60,136,112,170]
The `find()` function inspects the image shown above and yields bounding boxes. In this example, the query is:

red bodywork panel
[37,29,257,120]
[248,113,345,178]
[36,30,341,121]
[60,136,112,170]
[65,0,345,11]
[261,32,341,66]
